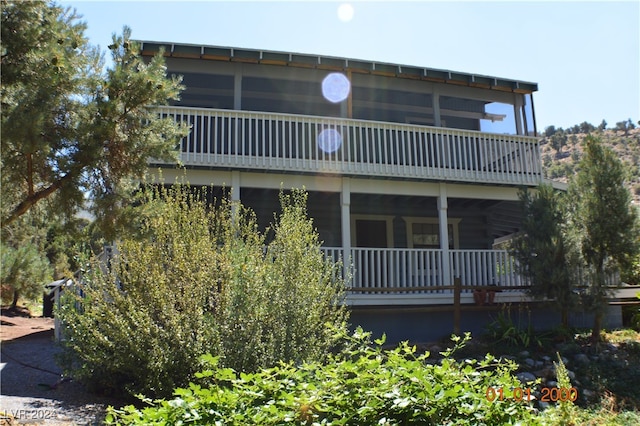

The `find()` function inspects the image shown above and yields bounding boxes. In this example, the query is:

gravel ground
[1,317,125,425]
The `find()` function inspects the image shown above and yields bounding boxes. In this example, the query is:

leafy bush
[213,189,349,373]
[542,355,579,425]
[621,253,640,286]
[546,162,574,179]
[57,185,348,397]
[633,308,640,332]
[107,329,540,425]
[485,303,547,349]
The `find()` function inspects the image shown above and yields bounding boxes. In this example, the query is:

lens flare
[317,128,342,153]
[337,3,354,22]
[322,72,350,103]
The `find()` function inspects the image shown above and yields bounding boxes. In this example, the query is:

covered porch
[322,247,528,306]
[157,169,530,308]
[230,178,530,309]
[150,169,637,342]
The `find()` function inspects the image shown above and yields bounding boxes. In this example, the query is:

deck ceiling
[237,189,522,240]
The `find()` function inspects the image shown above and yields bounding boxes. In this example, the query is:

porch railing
[321,247,528,294]
[156,106,542,186]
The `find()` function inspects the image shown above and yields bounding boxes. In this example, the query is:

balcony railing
[321,247,629,306]
[322,248,527,295]
[156,106,543,186]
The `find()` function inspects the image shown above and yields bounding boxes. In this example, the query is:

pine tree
[512,184,577,327]
[1,242,51,309]
[568,136,639,341]
[1,1,188,235]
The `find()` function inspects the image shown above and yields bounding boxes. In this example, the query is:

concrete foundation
[349,303,623,344]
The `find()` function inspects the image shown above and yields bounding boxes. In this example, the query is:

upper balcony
[154,106,543,187]
[142,42,543,186]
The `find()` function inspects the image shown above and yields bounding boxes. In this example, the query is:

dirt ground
[1,307,124,425]
[0,308,55,342]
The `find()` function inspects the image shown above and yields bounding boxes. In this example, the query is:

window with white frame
[351,214,395,248]
[403,217,460,249]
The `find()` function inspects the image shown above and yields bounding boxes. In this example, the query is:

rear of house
[141,41,630,341]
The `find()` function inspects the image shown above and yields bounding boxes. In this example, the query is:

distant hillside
[538,121,640,205]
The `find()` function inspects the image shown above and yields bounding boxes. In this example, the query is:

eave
[136,40,539,95]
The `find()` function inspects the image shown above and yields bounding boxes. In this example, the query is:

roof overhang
[136,40,539,95]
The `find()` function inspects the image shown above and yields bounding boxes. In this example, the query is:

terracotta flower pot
[473,289,487,306]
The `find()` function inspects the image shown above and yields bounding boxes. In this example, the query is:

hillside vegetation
[538,119,640,204]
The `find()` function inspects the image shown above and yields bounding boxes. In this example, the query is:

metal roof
[137,40,538,94]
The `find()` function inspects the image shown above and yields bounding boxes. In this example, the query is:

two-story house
[139,41,629,341]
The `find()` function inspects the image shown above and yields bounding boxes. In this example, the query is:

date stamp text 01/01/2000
[0,409,55,421]
[485,387,578,402]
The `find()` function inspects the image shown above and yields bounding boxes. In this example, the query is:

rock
[534,370,547,379]
[555,342,574,353]
[537,367,555,379]
[519,350,530,358]
[517,372,537,384]
[524,358,535,367]
[541,355,552,363]
[538,401,551,410]
[582,389,595,400]
[546,380,558,387]
[574,353,590,365]
[534,360,544,369]
[567,370,576,380]
[429,344,442,353]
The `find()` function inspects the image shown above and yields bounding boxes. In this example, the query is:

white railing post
[54,285,61,342]
[438,184,452,288]
[341,178,352,288]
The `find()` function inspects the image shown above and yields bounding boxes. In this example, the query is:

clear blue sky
[63,0,639,131]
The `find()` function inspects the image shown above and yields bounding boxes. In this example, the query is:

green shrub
[622,293,640,331]
[633,309,640,332]
[214,189,349,373]
[107,330,540,425]
[541,355,579,425]
[57,185,348,397]
[485,303,547,349]
[621,254,640,286]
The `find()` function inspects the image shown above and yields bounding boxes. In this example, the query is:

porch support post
[438,183,451,286]
[341,177,351,282]
[514,94,523,135]
[231,170,241,218]
[433,89,441,127]
[233,64,243,110]
[439,183,458,335]
[341,70,353,118]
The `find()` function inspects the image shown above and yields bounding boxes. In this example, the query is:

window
[351,215,395,248]
[403,217,460,249]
